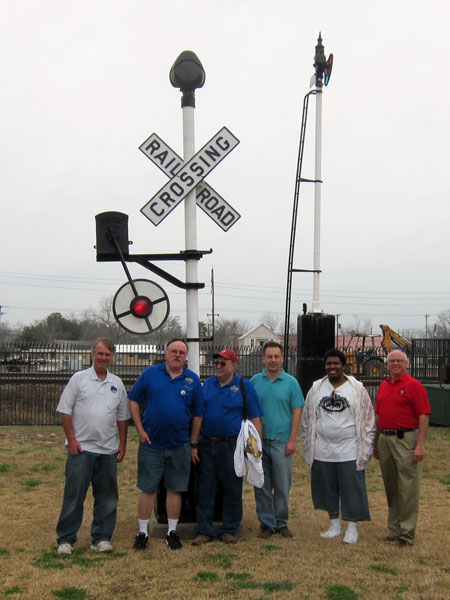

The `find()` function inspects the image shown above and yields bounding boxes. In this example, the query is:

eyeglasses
[214,360,227,367]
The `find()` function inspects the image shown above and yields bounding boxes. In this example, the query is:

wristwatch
[190,442,198,449]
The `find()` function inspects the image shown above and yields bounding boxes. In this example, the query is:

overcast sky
[1,0,449,337]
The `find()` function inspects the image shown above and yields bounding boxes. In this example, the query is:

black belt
[380,428,416,438]
[202,436,236,443]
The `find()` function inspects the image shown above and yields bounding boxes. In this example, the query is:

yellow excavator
[344,325,412,377]
[379,324,412,355]
[344,333,385,377]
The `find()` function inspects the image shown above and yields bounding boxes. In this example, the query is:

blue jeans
[196,438,242,536]
[254,440,292,530]
[56,451,118,545]
[311,460,370,522]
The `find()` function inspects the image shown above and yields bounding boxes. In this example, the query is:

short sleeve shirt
[202,374,263,438]
[57,366,130,454]
[376,373,430,429]
[128,363,204,450]
[251,369,304,441]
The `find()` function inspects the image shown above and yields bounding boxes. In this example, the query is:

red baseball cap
[213,349,238,364]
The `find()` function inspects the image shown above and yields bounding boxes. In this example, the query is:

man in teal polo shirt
[251,341,304,538]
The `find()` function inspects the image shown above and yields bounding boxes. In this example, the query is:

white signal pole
[170,52,205,374]
[311,33,332,313]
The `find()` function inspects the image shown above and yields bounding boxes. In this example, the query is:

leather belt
[380,428,416,437]
[202,436,236,442]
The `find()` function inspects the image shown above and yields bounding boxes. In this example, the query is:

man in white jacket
[301,349,375,544]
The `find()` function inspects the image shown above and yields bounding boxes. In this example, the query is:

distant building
[238,324,279,349]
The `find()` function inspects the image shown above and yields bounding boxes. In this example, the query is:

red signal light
[130,296,153,318]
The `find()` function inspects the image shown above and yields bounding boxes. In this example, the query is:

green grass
[194,571,220,581]
[230,578,295,592]
[31,549,108,570]
[209,553,233,569]
[31,462,57,472]
[0,548,11,556]
[326,584,359,600]
[4,587,23,596]
[439,474,450,490]
[0,463,14,472]
[52,588,87,600]
[370,564,398,575]
[20,479,42,489]
[225,572,252,580]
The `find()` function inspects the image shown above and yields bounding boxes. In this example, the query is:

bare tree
[340,316,374,336]
[81,296,126,343]
[261,312,280,333]
[213,317,251,347]
[434,309,450,338]
[401,327,425,340]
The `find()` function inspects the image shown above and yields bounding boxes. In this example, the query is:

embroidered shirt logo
[230,385,239,392]
[185,377,193,384]
[110,386,118,393]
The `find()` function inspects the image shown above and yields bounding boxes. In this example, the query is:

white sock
[329,518,341,531]
[138,519,149,535]
[167,518,178,534]
[347,522,358,531]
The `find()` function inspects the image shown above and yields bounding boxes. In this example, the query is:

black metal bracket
[98,228,212,291]
[291,269,322,273]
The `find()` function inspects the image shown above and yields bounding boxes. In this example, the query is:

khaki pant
[378,429,423,544]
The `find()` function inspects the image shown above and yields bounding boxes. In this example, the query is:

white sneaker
[91,540,113,553]
[320,525,343,539]
[57,543,74,555]
[343,526,359,544]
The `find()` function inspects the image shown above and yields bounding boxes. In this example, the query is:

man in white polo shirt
[56,338,129,556]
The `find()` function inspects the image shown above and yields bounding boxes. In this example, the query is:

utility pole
[207,268,219,340]
[425,313,430,338]
[336,313,341,338]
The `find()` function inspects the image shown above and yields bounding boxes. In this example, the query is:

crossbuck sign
[140,127,240,231]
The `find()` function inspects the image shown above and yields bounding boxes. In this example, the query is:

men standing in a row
[374,350,430,547]
[192,349,263,545]
[128,339,203,551]
[56,338,129,555]
[301,349,375,544]
[251,341,304,539]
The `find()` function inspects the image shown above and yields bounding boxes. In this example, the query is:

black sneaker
[133,532,149,551]
[165,530,182,550]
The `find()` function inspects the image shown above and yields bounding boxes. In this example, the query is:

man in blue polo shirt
[251,341,304,539]
[191,349,263,546]
[128,339,203,551]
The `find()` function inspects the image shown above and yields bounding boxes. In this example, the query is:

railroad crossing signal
[140,126,240,230]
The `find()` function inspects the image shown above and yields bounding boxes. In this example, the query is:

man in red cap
[192,349,263,545]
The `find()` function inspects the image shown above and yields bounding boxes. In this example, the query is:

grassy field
[0,425,449,600]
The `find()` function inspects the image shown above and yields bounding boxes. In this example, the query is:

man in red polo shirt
[373,350,430,547]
